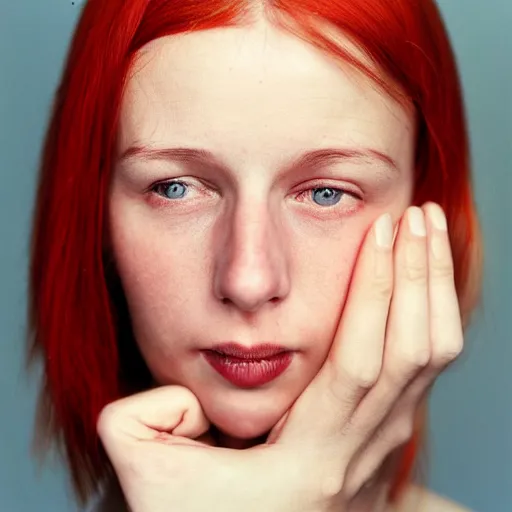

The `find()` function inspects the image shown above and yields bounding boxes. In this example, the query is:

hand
[97,202,464,512]
[97,386,309,512]
[263,202,464,507]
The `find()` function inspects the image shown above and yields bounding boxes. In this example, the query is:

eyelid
[149,177,188,190]
[149,178,363,207]
[295,179,363,199]
[149,177,207,195]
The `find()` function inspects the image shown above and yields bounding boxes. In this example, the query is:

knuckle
[393,420,414,446]
[370,275,393,301]
[430,258,455,280]
[319,473,346,501]
[341,362,381,391]
[431,339,464,368]
[389,350,430,383]
[96,403,122,438]
[373,418,413,451]
[325,378,355,416]
[404,260,428,283]
[402,240,427,283]
[408,348,431,368]
[302,447,347,501]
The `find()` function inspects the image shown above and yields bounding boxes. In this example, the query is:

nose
[213,203,290,313]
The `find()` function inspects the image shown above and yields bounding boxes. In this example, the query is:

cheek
[109,207,208,343]
[294,228,364,352]
[108,192,399,381]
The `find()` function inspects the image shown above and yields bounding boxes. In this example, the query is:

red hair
[27,0,482,507]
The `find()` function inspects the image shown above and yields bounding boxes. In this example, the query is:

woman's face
[110,20,415,443]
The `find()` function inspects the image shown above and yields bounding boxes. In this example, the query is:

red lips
[208,342,289,359]
[202,342,294,387]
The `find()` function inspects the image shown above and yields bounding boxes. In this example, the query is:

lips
[208,342,289,359]
[201,342,294,387]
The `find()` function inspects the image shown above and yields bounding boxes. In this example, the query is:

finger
[273,212,394,445]
[347,207,430,436]
[344,203,464,496]
[385,206,430,382]
[344,358,436,498]
[330,211,396,396]
[343,371,430,498]
[423,202,464,368]
[97,385,210,447]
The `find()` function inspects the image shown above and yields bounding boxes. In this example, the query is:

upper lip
[206,342,290,359]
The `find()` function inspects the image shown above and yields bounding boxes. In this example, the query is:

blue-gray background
[1,0,510,510]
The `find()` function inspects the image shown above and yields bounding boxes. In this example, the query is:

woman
[27,0,482,510]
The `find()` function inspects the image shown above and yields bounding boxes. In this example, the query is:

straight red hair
[27,0,482,507]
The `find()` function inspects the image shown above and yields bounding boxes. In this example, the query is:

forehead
[117,22,414,169]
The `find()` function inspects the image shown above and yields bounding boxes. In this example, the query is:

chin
[210,410,274,440]
[198,385,292,440]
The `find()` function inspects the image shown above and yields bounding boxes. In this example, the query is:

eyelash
[149,179,362,211]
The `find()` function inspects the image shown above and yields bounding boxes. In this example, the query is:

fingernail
[408,207,427,237]
[375,213,393,248]
[428,203,447,231]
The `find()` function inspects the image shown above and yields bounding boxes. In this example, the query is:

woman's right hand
[260,202,464,508]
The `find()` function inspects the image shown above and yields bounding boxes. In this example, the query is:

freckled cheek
[110,223,206,315]
[298,233,363,327]
[111,245,207,371]
[323,242,361,298]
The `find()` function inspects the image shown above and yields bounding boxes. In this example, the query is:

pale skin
[99,17,472,512]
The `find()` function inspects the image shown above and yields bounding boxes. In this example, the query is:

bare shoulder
[393,484,474,512]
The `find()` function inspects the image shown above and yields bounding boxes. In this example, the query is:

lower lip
[201,350,294,388]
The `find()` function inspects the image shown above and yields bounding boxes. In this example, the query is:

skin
[105,17,470,512]
[110,19,414,446]
[98,384,470,511]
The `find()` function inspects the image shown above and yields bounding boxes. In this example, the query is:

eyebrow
[117,145,399,175]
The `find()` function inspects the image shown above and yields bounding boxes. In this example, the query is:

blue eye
[150,181,356,214]
[311,187,344,206]
[155,181,188,199]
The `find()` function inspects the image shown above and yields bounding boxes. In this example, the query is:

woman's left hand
[97,385,311,512]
